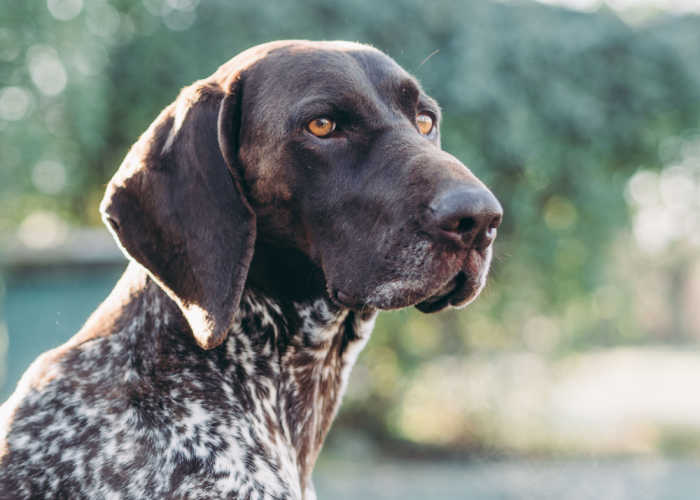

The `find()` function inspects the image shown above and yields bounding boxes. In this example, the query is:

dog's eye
[416,113,434,135]
[307,117,336,138]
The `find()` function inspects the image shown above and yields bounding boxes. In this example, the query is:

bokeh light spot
[167,0,199,11]
[85,0,121,40]
[626,136,700,254]
[625,170,659,208]
[162,8,197,31]
[17,211,68,249]
[0,87,33,121]
[27,45,68,96]
[47,0,84,21]
[32,160,67,195]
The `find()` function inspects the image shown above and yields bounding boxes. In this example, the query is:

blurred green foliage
[2,0,700,449]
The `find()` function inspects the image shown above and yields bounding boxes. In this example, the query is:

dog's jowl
[0,41,501,500]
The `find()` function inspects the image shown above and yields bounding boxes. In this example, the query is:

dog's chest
[165,292,377,498]
[0,289,375,500]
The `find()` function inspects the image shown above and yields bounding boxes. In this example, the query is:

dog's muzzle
[415,183,502,312]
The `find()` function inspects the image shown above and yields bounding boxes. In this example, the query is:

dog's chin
[332,247,492,312]
[415,248,491,313]
[414,271,478,313]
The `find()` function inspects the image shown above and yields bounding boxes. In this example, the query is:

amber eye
[416,113,434,135]
[307,117,336,137]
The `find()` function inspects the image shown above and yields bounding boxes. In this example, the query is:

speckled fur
[0,265,376,499]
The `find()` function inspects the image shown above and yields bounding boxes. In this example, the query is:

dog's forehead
[245,41,415,100]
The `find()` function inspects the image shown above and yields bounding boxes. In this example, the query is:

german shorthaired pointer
[0,40,502,499]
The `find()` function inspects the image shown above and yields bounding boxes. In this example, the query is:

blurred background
[2,0,700,498]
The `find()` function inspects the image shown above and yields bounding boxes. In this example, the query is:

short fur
[0,40,501,499]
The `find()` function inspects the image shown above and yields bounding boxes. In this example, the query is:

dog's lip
[332,247,490,312]
[415,248,488,313]
[414,272,466,313]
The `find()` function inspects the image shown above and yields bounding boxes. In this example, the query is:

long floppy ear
[100,77,255,350]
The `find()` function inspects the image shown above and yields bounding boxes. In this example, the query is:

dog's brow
[398,79,420,104]
[288,93,377,126]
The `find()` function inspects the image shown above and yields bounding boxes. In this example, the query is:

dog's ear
[100,76,255,350]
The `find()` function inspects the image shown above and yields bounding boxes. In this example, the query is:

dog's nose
[428,185,503,249]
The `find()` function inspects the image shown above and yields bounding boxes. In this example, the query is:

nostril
[486,214,502,234]
[476,214,502,250]
[458,217,477,234]
[440,216,476,234]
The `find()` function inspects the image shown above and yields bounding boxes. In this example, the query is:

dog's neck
[233,288,377,489]
[103,262,376,495]
[245,240,329,303]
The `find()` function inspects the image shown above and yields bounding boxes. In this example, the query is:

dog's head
[101,40,502,349]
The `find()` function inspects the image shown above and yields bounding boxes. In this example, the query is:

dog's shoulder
[0,266,306,499]
[0,268,149,495]
[0,267,145,441]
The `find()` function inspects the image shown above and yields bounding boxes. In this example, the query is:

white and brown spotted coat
[0,264,376,499]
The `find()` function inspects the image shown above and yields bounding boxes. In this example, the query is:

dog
[0,40,502,499]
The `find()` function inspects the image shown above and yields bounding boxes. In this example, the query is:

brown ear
[100,77,255,350]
